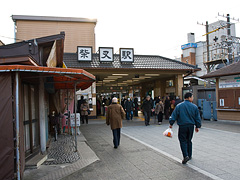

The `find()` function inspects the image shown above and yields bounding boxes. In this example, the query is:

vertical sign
[70,113,80,126]
[77,46,92,61]
[220,99,224,106]
[99,47,114,62]
[120,48,134,62]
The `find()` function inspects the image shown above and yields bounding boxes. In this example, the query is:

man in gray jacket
[169,92,201,164]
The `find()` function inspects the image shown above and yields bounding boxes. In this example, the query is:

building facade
[202,60,240,121]
[12,15,97,53]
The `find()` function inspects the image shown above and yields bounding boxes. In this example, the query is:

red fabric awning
[0,65,95,90]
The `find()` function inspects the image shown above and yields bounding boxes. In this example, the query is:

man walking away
[169,92,201,164]
[142,95,153,126]
[106,97,126,149]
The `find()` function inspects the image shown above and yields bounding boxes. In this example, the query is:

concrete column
[91,82,97,117]
[39,77,46,153]
[175,75,183,99]
[154,80,161,97]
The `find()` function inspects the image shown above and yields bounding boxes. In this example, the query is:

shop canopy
[0,65,95,90]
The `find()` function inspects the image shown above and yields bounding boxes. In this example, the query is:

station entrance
[64,53,200,118]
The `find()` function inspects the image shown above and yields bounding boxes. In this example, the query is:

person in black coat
[133,96,139,116]
[142,95,153,126]
[77,96,84,113]
[174,96,182,106]
[164,96,170,120]
[124,98,134,120]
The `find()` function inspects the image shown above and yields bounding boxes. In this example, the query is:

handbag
[87,109,91,115]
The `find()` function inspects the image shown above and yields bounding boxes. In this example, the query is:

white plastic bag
[163,128,173,138]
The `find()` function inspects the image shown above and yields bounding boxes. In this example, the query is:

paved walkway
[62,120,212,180]
[121,117,240,180]
[24,115,240,180]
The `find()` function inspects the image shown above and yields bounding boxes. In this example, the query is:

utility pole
[206,21,210,73]
[198,21,210,73]
[226,14,232,63]
[218,13,240,64]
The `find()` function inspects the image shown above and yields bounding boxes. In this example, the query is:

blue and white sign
[120,48,134,62]
[77,46,92,61]
[219,75,240,88]
[181,43,197,50]
[99,47,114,62]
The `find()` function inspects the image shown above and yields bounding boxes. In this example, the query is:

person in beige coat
[155,99,164,125]
[80,100,89,124]
[106,97,126,149]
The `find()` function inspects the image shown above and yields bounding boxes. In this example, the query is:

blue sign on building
[181,43,197,50]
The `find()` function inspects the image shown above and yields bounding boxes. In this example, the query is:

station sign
[77,46,134,63]
[120,48,134,63]
[99,47,114,62]
[77,46,92,61]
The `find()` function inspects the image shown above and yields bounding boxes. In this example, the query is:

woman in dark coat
[164,96,170,120]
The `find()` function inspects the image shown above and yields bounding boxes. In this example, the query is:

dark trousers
[81,115,88,124]
[126,111,133,120]
[165,109,169,120]
[178,125,194,158]
[112,128,121,148]
[134,106,138,116]
[144,111,151,125]
[157,112,163,122]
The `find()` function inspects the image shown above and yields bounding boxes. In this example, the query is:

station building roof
[64,53,199,71]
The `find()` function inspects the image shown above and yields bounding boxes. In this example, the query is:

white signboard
[99,47,113,62]
[70,113,81,126]
[220,99,224,106]
[120,48,134,62]
[77,46,92,61]
[92,97,96,105]
[219,75,240,88]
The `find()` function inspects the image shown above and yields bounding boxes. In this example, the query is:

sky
[1,0,240,59]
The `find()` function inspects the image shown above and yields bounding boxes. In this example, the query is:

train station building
[63,50,200,117]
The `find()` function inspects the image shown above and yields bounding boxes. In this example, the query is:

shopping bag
[163,128,173,138]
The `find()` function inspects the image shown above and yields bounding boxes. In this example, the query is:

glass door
[23,84,39,155]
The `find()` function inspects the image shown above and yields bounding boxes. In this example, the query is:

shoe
[182,156,190,164]
[158,122,162,125]
[114,146,118,149]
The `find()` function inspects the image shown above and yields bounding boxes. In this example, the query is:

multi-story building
[12,15,97,53]
[181,20,240,77]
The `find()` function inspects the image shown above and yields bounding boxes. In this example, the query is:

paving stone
[44,134,80,165]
